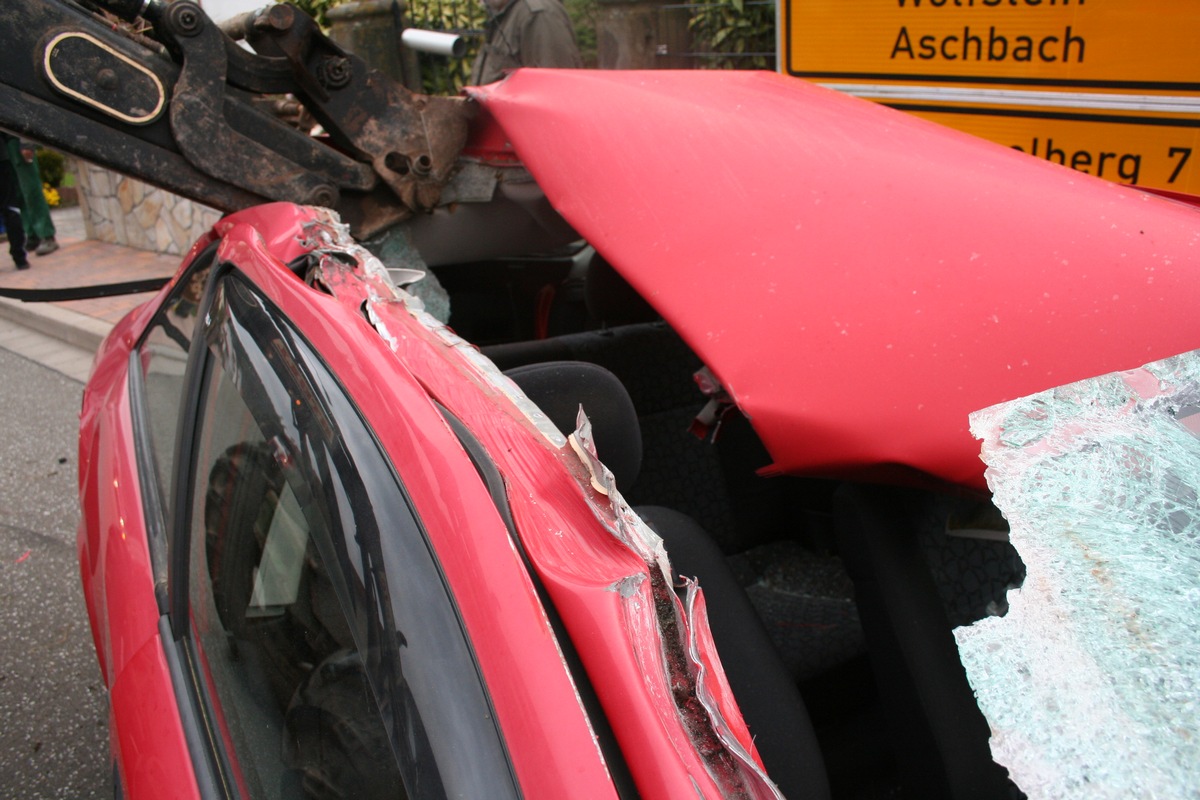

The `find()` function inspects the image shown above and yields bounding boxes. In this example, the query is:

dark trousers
[0,158,26,265]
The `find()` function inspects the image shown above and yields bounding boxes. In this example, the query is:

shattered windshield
[961,350,1200,798]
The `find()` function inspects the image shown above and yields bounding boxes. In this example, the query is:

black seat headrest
[505,361,643,490]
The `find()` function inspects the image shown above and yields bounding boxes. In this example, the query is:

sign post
[781,1,1200,194]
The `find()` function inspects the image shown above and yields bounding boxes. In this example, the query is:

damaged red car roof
[469,69,1200,490]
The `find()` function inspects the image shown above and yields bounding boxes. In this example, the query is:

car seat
[506,360,831,800]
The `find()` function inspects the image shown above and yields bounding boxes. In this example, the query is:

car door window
[175,273,517,800]
[187,358,394,799]
[137,246,215,524]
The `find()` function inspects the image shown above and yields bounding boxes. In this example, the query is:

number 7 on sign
[1168,147,1192,184]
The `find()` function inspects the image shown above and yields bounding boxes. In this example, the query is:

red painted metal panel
[110,635,201,800]
[78,309,196,795]
[213,211,623,798]
[301,232,776,796]
[81,202,778,798]
[77,317,162,683]
[469,69,1200,490]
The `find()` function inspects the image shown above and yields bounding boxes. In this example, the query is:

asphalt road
[0,345,108,798]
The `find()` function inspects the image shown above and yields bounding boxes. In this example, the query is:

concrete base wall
[75,161,221,256]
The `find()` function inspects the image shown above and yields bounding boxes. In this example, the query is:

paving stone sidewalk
[0,206,183,382]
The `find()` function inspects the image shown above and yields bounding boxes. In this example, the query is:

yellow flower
[43,183,60,208]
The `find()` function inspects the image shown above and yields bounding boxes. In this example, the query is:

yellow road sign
[781,0,1200,192]
[784,0,1200,89]
[912,109,1200,194]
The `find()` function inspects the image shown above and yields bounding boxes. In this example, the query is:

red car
[77,70,1200,799]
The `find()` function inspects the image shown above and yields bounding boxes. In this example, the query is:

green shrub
[405,0,487,94]
[36,148,66,188]
[688,0,776,70]
[564,0,598,68]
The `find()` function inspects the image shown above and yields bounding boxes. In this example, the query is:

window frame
[141,263,518,799]
[127,242,220,611]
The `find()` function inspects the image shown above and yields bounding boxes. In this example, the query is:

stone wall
[595,0,694,69]
[75,160,222,255]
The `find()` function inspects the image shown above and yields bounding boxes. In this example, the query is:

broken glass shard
[962,350,1200,799]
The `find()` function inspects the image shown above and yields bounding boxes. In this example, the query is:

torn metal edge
[299,209,780,797]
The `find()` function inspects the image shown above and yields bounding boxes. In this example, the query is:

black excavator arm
[0,0,473,239]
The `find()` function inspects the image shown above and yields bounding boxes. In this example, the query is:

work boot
[35,238,58,256]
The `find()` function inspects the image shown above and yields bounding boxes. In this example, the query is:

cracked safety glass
[961,349,1200,799]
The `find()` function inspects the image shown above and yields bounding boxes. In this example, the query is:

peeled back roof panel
[468,69,1200,489]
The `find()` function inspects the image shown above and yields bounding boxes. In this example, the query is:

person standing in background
[0,132,29,270]
[6,137,58,256]
[469,0,582,86]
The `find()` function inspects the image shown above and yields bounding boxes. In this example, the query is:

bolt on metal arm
[0,0,473,237]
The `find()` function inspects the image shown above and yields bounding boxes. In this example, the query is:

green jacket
[3,135,55,239]
[469,0,582,86]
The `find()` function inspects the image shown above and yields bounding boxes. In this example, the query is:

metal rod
[401,28,466,58]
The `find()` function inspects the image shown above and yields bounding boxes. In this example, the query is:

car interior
[429,245,1029,800]
[155,227,1027,799]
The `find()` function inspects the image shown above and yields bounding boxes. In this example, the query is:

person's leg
[3,205,28,268]
[12,149,56,254]
[0,160,28,268]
